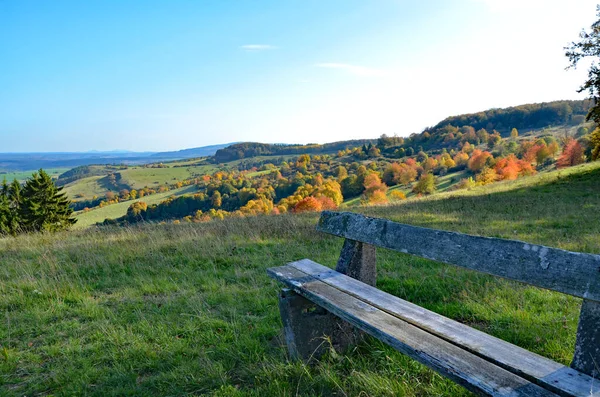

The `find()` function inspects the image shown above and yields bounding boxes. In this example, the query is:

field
[63,175,109,202]
[62,164,217,202]
[0,168,70,183]
[1,161,598,396]
[74,184,199,229]
[118,165,216,190]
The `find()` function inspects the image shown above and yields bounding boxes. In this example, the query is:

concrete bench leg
[278,288,358,361]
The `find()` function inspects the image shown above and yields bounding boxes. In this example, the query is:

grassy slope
[0,168,70,183]
[63,175,108,202]
[73,184,199,229]
[118,165,215,190]
[62,164,217,203]
[0,162,599,396]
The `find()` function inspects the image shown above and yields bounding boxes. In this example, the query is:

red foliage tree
[556,139,585,168]
[468,150,492,172]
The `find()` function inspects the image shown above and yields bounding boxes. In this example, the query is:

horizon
[1,0,597,152]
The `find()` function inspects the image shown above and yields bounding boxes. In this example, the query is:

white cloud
[315,63,386,77]
[240,44,277,51]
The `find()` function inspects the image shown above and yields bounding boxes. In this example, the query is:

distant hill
[387,99,594,154]
[214,140,377,163]
[431,99,592,134]
[0,152,155,171]
[151,143,236,160]
[0,143,235,172]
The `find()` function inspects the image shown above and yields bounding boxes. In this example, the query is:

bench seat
[268,259,599,397]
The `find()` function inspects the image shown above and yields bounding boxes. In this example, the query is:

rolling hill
[1,161,598,396]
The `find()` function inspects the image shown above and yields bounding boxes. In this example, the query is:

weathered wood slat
[288,259,599,397]
[317,211,600,302]
[268,265,559,397]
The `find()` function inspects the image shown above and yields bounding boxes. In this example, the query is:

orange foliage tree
[293,196,322,213]
[468,150,492,172]
[556,139,585,168]
[363,173,388,204]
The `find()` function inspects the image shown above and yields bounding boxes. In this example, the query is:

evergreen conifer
[20,169,76,232]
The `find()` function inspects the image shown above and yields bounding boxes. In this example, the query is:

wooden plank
[268,265,559,397]
[316,211,600,302]
[288,259,600,397]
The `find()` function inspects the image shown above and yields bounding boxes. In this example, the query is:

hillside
[1,162,598,396]
[6,99,594,228]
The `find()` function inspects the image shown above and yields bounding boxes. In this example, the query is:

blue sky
[0,0,597,152]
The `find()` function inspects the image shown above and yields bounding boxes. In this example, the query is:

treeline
[373,101,594,156]
[1,170,76,235]
[214,139,376,163]
[432,100,591,134]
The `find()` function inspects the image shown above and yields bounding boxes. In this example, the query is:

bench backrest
[317,211,600,377]
[317,211,600,301]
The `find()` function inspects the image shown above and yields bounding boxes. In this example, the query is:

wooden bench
[267,211,600,396]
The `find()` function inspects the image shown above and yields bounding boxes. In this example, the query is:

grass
[63,175,108,202]
[62,165,217,202]
[74,185,199,229]
[0,162,599,396]
[0,168,70,183]
[119,166,215,190]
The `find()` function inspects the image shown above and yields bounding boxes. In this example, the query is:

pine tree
[20,169,76,232]
[0,179,10,234]
[4,179,22,235]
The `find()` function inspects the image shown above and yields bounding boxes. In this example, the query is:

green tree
[566,6,600,124]
[0,179,10,234]
[510,128,519,139]
[3,179,23,234]
[211,190,222,208]
[412,173,436,195]
[590,127,600,160]
[20,169,76,232]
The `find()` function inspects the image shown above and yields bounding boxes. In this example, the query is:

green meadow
[0,168,70,183]
[74,184,199,229]
[1,162,599,396]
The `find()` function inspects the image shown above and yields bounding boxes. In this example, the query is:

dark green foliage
[0,180,10,234]
[214,139,377,163]
[432,100,591,133]
[0,170,76,235]
[566,7,600,124]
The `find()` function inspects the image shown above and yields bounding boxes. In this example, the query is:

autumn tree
[511,128,519,139]
[556,138,585,168]
[293,196,322,213]
[476,167,498,185]
[211,191,222,208]
[412,173,436,195]
[468,150,492,172]
[335,166,348,181]
[382,163,402,185]
[127,201,148,219]
[389,190,406,201]
[363,173,388,204]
